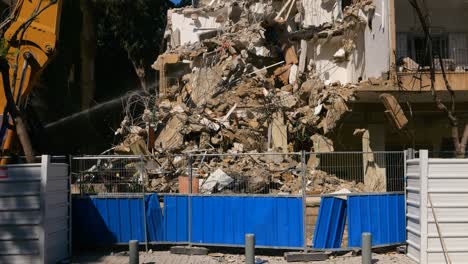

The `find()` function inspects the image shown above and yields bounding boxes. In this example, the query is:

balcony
[396,48,468,92]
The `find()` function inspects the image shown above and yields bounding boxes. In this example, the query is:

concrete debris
[200,168,234,194]
[379,93,408,130]
[398,57,419,72]
[307,134,334,169]
[154,115,186,152]
[107,0,384,194]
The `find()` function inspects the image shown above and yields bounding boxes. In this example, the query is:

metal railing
[71,151,406,196]
[396,48,468,71]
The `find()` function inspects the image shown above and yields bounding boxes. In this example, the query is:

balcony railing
[396,48,468,72]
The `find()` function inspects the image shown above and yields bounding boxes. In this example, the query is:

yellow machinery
[0,0,62,162]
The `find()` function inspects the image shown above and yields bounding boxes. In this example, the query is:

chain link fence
[71,151,405,196]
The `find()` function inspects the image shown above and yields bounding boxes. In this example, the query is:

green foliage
[96,0,174,82]
[0,38,9,58]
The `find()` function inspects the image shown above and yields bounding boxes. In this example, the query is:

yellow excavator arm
[0,0,62,162]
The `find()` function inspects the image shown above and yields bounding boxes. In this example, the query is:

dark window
[411,35,448,66]
[342,0,353,11]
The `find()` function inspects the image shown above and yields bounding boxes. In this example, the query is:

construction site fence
[70,151,406,196]
[71,192,406,251]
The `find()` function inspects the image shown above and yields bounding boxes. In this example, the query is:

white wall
[171,12,222,46]
[303,0,341,27]
[309,32,366,84]
[364,0,390,79]
[303,0,390,84]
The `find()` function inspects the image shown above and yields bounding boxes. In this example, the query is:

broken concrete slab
[320,97,349,134]
[284,45,299,65]
[284,252,329,262]
[274,64,292,85]
[354,128,386,192]
[154,115,185,151]
[379,93,408,130]
[278,91,298,109]
[200,168,234,193]
[271,112,288,152]
[170,246,208,255]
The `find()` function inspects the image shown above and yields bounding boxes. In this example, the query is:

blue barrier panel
[164,195,189,242]
[72,197,146,246]
[146,194,164,241]
[164,195,303,247]
[74,195,304,248]
[312,197,347,249]
[347,194,405,247]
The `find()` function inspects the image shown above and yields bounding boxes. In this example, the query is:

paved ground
[72,249,415,264]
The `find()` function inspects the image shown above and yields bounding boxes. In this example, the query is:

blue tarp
[347,194,405,247]
[312,197,347,249]
[145,194,164,241]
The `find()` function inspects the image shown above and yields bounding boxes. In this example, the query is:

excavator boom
[0,0,62,162]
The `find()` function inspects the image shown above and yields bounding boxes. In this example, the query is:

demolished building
[106,0,468,194]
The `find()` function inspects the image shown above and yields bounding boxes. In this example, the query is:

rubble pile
[141,153,365,194]
[108,0,378,194]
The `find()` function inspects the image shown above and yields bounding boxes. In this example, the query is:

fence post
[361,233,372,264]
[245,234,255,264]
[419,150,429,264]
[301,150,308,252]
[68,155,73,258]
[407,148,415,159]
[129,240,139,264]
[188,154,193,247]
[140,155,149,252]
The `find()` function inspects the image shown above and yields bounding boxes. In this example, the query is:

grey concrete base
[397,245,407,254]
[284,252,329,262]
[170,246,209,255]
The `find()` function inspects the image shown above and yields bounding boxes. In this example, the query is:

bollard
[129,240,139,264]
[361,233,372,264]
[245,234,255,264]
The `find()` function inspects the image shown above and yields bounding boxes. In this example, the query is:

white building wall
[171,12,222,46]
[303,0,390,85]
[363,0,390,79]
[303,0,341,28]
[309,31,366,84]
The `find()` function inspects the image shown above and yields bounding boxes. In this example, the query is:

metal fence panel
[163,195,304,247]
[406,159,421,263]
[312,197,347,249]
[409,151,468,263]
[164,195,189,242]
[188,196,304,247]
[72,196,145,245]
[347,194,405,247]
[71,151,405,196]
[0,156,69,264]
[71,156,145,194]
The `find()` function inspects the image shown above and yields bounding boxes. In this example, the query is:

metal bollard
[361,233,372,264]
[129,240,139,264]
[245,234,255,264]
